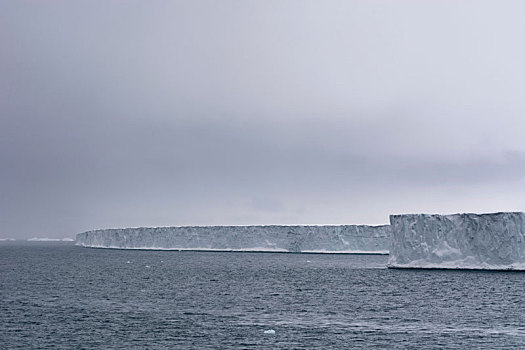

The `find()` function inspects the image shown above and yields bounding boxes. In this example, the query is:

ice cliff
[76,225,390,254]
[388,212,525,270]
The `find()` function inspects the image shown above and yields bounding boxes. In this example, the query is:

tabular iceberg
[76,225,390,254]
[388,212,525,270]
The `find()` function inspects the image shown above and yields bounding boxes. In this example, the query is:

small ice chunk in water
[145,265,150,268]
[126,261,131,264]
[263,329,275,334]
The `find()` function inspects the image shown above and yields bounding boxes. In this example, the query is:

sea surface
[1,241,525,349]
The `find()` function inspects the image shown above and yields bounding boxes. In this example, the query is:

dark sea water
[2,242,525,349]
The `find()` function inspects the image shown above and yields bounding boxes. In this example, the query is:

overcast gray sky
[2,1,525,238]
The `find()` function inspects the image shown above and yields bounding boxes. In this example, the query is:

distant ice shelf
[388,212,525,270]
[27,238,75,242]
[75,225,390,254]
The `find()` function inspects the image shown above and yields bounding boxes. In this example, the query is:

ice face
[388,212,525,270]
[75,225,390,254]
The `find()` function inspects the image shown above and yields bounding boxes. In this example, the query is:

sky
[2,1,525,239]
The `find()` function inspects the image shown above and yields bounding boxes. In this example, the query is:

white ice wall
[76,225,390,254]
[388,212,525,270]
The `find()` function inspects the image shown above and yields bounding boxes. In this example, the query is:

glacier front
[388,212,525,270]
[76,225,390,254]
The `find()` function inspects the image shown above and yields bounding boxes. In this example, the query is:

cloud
[2,1,525,237]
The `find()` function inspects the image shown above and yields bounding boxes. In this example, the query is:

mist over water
[2,242,525,349]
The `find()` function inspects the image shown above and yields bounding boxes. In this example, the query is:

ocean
[1,241,525,349]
